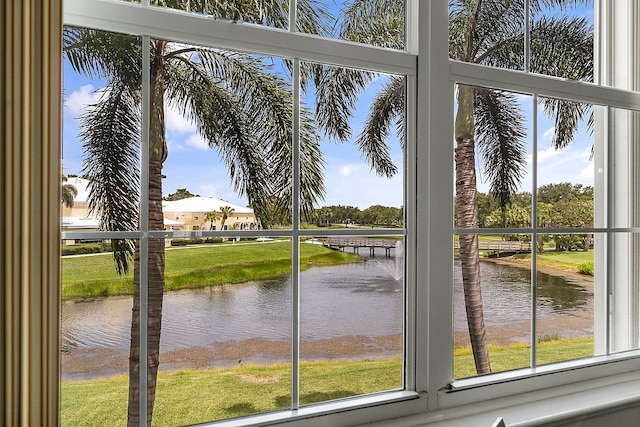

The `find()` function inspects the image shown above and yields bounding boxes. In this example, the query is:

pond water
[61,249,590,354]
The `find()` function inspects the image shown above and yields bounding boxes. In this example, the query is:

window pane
[300,235,404,402]
[304,0,405,50]
[151,0,288,29]
[609,107,640,228]
[154,236,293,423]
[62,27,142,234]
[449,2,594,82]
[302,63,405,229]
[60,248,134,425]
[530,4,594,80]
[536,97,594,232]
[535,233,595,366]
[454,85,531,229]
[454,233,532,379]
[607,232,640,354]
[158,42,293,231]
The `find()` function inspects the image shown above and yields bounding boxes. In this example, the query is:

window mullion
[291,57,301,410]
[530,94,538,368]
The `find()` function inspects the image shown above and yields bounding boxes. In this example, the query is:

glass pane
[302,62,405,229]
[454,233,532,379]
[537,97,594,233]
[306,0,405,50]
[158,41,293,231]
[531,4,594,80]
[450,2,594,82]
[607,233,640,354]
[609,107,640,228]
[62,26,141,233]
[299,235,404,403]
[151,0,288,29]
[60,246,134,425]
[153,236,292,424]
[535,234,595,366]
[455,85,532,229]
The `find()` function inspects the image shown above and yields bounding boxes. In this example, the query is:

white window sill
[364,371,640,427]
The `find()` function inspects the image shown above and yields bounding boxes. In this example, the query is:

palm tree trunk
[455,85,491,374]
[128,41,167,426]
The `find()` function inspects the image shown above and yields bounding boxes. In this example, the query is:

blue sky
[62,1,595,210]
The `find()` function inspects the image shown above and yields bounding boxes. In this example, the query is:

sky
[62,1,595,211]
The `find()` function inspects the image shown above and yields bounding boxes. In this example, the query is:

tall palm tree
[336,0,592,374]
[64,2,331,424]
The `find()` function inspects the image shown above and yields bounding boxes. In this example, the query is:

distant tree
[205,210,221,230]
[164,188,199,201]
[61,175,78,208]
[219,205,235,230]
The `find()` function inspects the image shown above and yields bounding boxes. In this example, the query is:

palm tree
[64,2,331,424]
[61,175,78,208]
[336,0,592,374]
[205,210,221,230]
[218,205,235,230]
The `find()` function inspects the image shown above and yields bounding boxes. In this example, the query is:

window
[53,1,640,426]
[61,1,414,425]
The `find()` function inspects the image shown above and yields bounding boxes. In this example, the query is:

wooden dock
[454,240,532,255]
[320,237,399,256]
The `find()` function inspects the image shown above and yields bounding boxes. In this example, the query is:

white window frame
[60,0,640,426]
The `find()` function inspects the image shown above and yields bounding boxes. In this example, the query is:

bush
[61,243,103,256]
[171,238,204,246]
[204,237,223,244]
[578,261,594,276]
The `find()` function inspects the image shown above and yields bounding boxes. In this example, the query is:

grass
[61,359,402,427]
[513,249,594,272]
[61,338,594,426]
[61,241,359,299]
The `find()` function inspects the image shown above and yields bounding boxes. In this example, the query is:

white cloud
[542,126,555,143]
[339,164,359,178]
[65,84,102,116]
[165,104,196,135]
[185,133,209,150]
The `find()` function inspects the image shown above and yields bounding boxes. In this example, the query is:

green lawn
[514,249,594,272]
[61,338,594,426]
[62,241,359,299]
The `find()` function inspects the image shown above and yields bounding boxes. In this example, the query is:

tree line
[477,182,594,252]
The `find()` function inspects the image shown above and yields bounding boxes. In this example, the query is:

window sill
[364,370,640,427]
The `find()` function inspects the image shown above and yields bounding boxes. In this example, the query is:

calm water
[61,250,589,353]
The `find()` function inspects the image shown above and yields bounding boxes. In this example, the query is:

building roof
[162,196,253,214]
[64,177,91,204]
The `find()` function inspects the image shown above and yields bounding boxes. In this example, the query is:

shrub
[578,261,594,276]
[170,239,189,246]
[61,243,103,256]
[204,237,223,244]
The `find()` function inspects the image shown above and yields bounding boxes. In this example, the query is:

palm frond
[355,76,404,178]
[530,15,593,80]
[475,88,527,208]
[313,64,372,141]
[540,97,590,149]
[339,0,405,49]
[79,81,140,275]
[165,46,325,226]
[151,0,331,35]
[64,26,142,91]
